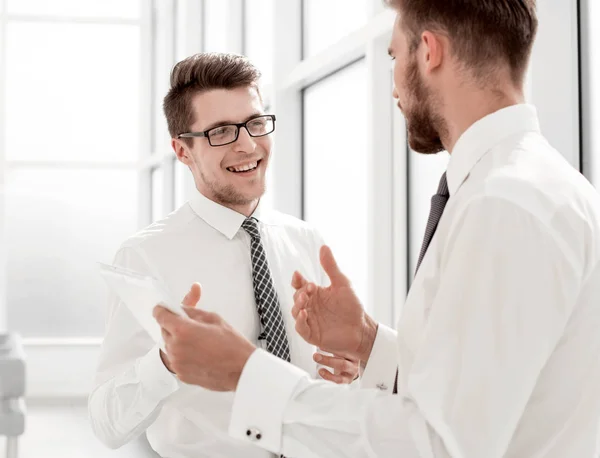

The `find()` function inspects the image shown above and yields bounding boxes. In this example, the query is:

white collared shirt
[229,104,600,458]
[88,194,327,457]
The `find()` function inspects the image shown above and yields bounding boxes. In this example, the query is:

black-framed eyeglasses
[177,114,276,147]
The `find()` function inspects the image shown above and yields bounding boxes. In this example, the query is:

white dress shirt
[89,193,328,457]
[229,104,600,457]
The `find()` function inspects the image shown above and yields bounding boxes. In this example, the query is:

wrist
[356,315,378,363]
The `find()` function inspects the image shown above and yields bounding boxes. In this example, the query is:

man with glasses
[88,52,358,458]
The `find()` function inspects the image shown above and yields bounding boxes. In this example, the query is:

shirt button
[376,383,388,391]
[246,427,262,441]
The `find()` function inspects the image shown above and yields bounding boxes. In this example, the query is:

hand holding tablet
[98,262,186,348]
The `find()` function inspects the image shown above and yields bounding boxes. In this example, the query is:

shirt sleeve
[88,246,179,449]
[229,349,422,458]
[228,196,580,458]
[359,323,398,392]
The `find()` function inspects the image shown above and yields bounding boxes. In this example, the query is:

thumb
[182,282,202,307]
[320,245,349,287]
[182,306,211,321]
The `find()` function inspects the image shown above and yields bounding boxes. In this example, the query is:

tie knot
[242,217,261,240]
[437,172,450,197]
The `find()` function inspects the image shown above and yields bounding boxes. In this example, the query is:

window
[6,169,138,337]
[583,0,600,187]
[2,4,143,338]
[151,167,164,221]
[303,60,369,308]
[6,0,140,19]
[204,0,231,53]
[6,22,140,162]
[302,0,369,58]
[407,151,450,281]
[174,157,190,208]
[244,0,274,85]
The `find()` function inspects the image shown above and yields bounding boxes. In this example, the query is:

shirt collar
[446,103,541,196]
[189,191,267,240]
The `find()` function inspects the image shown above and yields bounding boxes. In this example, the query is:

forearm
[88,345,179,449]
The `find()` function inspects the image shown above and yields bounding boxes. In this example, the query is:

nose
[233,126,257,153]
[392,86,399,99]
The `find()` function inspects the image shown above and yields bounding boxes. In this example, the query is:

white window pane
[244,0,274,85]
[153,0,174,156]
[151,167,164,221]
[303,0,369,58]
[204,0,231,53]
[303,60,369,308]
[6,168,139,338]
[407,151,450,280]
[7,0,140,19]
[6,22,140,163]
[588,0,600,187]
[174,159,190,208]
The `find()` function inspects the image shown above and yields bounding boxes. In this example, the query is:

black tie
[241,217,291,362]
[393,172,450,394]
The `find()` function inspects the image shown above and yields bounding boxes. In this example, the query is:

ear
[421,31,444,74]
[172,138,192,166]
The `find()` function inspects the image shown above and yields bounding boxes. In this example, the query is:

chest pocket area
[263,228,323,303]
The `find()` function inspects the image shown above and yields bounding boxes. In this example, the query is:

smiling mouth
[226,160,262,173]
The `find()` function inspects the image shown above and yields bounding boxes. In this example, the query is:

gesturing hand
[291,245,378,363]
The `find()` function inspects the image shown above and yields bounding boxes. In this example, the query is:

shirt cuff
[137,344,180,402]
[360,324,398,393]
[229,349,307,454]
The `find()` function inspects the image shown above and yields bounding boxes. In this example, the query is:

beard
[402,56,447,155]
[199,167,265,207]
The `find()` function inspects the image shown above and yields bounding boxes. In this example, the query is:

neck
[195,181,261,217]
[229,199,260,217]
[441,85,525,153]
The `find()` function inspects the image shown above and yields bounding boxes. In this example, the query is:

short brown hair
[386,0,538,84]
[163,52,262,141]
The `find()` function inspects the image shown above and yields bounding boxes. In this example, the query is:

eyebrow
[202,112,264,132]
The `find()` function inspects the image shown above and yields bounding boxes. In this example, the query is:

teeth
[228,161,258,173]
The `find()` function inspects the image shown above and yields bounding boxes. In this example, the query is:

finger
[291,290,309,320]
[182,282,202,307]
[313,353,355,374]
[153,305,185,334]
[291,271,308,290]
[294,309,312,342]
[318,368,345,384]
[320,245,350,287]
[161,327,171,343]
[293,284,306,304]
[339,373,357,384]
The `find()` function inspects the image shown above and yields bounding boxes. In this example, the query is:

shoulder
[118,203,197,254]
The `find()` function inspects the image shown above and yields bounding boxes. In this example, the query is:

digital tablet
[98,262,185,346]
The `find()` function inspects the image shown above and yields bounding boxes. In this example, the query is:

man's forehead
[191,87,263,127]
